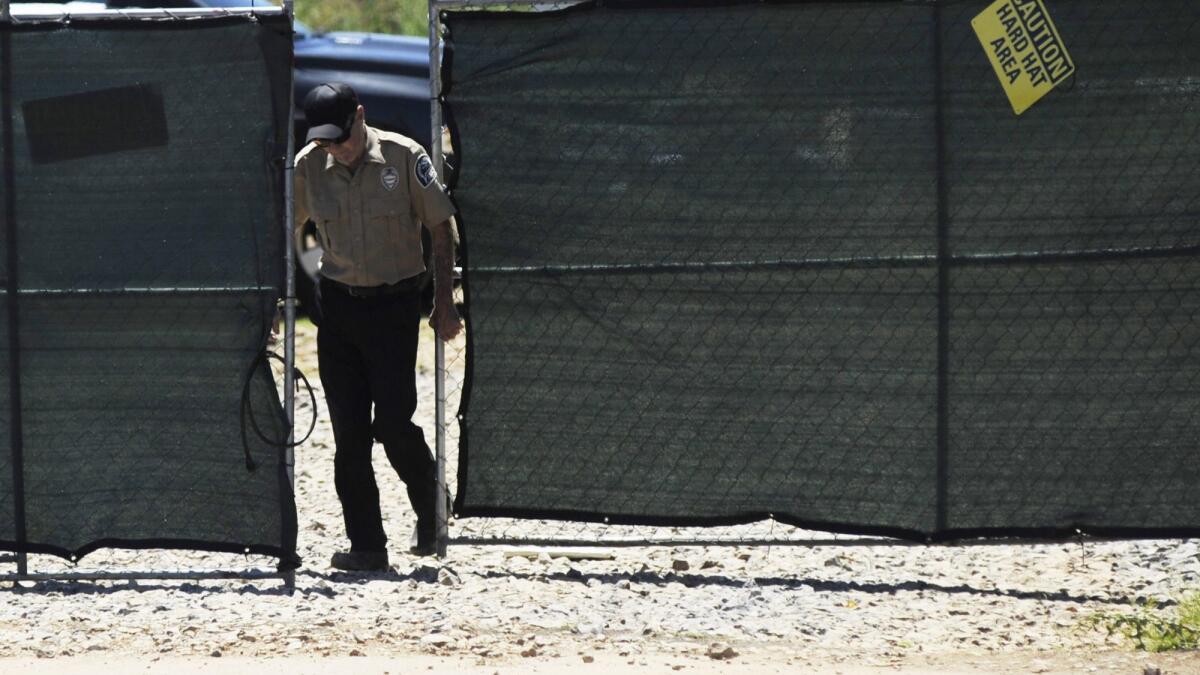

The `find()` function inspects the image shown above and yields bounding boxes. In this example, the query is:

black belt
[322,275,422,298]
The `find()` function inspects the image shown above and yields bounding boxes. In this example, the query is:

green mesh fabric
[446,1,1200,540]
[0,16,296,562]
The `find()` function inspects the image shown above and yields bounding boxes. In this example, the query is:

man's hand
[268,305,282,346]
[429,300,463,342]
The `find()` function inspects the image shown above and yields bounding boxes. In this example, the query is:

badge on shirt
[380,166,400,191]
[415,155,437,188]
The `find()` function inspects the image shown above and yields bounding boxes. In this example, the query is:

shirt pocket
[366,197,408,247]
[312,195,342,251]
[366,197,403,220]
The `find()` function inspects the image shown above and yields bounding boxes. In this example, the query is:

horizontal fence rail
[4,7,284,21]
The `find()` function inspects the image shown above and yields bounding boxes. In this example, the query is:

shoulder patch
[415,154,437,188]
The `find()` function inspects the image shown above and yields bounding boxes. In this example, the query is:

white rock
[420,633,452,647]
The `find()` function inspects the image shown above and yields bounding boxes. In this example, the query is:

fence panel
[441,0,1200,542]
[939,0,1200,534]
[0,15,297,564]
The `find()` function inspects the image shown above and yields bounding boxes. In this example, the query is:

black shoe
[407,488,452,557]
[408,525,437,557]
[409,540,437,557]
[330,550,389,572]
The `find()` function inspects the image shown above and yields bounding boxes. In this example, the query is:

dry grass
[295,0,427,36]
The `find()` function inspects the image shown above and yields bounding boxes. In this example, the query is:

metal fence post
[1,0,27,578]
[429,0,450,559]
[282,0,298,590]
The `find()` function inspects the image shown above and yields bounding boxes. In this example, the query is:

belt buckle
[331,280,362,298]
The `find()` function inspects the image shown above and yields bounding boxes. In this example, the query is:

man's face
[321,106,366,166]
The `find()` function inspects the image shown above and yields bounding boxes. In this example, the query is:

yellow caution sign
[971,0,1075,115]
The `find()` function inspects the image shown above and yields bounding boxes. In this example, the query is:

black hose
[240,351,318,471]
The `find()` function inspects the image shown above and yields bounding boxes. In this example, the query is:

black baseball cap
[303,83,359,144]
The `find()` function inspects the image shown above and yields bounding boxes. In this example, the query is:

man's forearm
[430,218,456,303]
[426,217,462,341]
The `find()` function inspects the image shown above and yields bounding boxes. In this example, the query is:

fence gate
[1,3,300,585]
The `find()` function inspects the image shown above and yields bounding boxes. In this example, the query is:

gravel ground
[2,320,1199,673]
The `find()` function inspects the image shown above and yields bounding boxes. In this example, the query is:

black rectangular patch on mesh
[22,83,168,164]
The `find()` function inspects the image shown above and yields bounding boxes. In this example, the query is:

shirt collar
[362,126,387,165]
[322,125,387,171]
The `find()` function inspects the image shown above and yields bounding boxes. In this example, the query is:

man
[293,82,461,571]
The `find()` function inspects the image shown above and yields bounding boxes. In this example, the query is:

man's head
[303,82,366,165]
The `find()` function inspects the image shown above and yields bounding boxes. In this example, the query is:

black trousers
[317,278,436,552]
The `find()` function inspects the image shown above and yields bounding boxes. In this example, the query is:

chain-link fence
[433,0,1200,548]
[0,11,297,574]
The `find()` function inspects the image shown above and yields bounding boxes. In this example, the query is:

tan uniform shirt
[294,125,456,287]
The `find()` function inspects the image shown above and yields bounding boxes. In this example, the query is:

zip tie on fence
[240,350,317,471]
